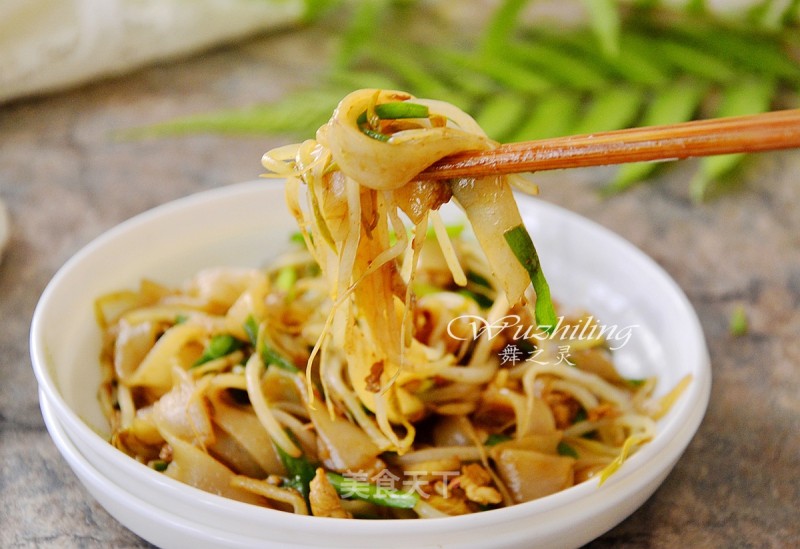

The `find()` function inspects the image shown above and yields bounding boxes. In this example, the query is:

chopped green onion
[357,101,430,140]
[360,127,391,141]
[326,472,420,509]
[243,315,259,346]
[484,433,513,446]
[457,289,494,309]
[357,102,430,124]
[503,224,557,332]
[275,432,317,500]
[243,314,300,373]
[275,266,298,295]
[557,441,579,459]
[729,305,749,337]
[191,334,242,368]
[174,314,189,325]
[151,460,169,472]
[289,231,306,246]
[465,270,492,289]
[262,343,300,373]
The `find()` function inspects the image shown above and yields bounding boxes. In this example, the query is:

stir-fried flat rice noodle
[97,89,690,518]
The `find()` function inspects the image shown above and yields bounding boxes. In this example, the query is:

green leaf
[785,0,800,25]
[509,39,609,90]
[474,92,529,141]
[126,0,800,202]
[511,91,583,141]
[122,89,346,139]
[636,81,708,126]
[690,78,776,202]
[570,86,646,135]
[480,0,529,56]
[426,50,497,99]
[538,30,670,86]
[605,80,707,194]
[661,20,800,87]
[333,0,392,69]
[441,50,553,94]
[366,44,462,104]
[328,69,401,92]
[748,0,796,30]
[623,32,737,83]
[301,0,339,24]
[685,0,707,15]
[580,0,621,57]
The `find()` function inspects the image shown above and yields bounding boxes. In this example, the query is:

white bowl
[31,180,711,548]
[38,390,274,549]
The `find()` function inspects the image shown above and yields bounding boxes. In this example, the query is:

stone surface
[1,18,799,549]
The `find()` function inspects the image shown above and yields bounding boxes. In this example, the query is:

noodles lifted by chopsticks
[97,89,689,518]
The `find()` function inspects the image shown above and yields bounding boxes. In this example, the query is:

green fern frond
[689,77,776,202]
[130,0,800,200]
[604,79,708,194]
[121,88,347,139]
[579,0,621,57]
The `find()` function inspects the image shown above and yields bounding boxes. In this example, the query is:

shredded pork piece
[309,468,352,518]
[588,403,619,422]
[543,389,582,430]
[453,463,502,505]
[426,493,472,516]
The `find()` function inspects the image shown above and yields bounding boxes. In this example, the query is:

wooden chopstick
[419,109,800,180]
